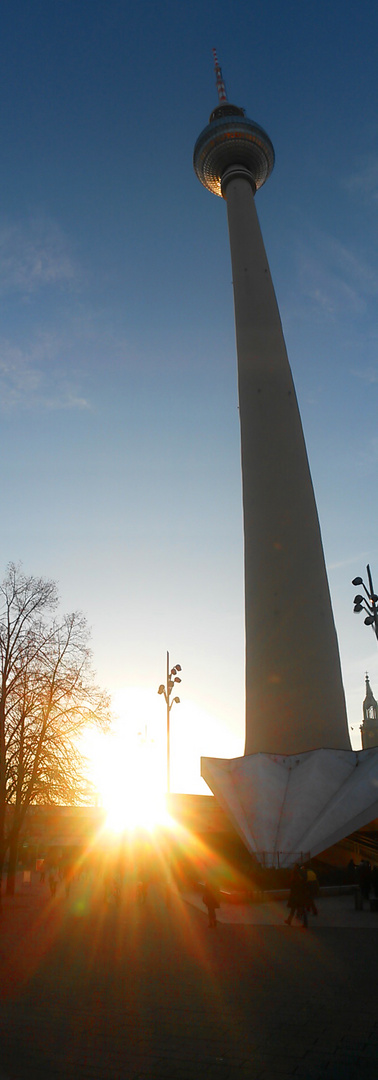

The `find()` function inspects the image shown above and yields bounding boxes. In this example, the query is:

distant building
[361,673,378,749]
[16,795,378,875]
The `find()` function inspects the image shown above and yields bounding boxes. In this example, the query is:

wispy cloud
[328,553,370,571]
[0,335,91,411]
[352,367,378,385]
[344,157,378,202]
[350,329,378,384]
[0,215,78,296]
[353,435,378,477]
[294,226,378,317]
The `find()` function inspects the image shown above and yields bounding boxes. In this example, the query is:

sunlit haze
[83,719,168,833]
[82,688,241,808]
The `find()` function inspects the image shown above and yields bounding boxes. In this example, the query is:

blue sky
[0,0,377,792]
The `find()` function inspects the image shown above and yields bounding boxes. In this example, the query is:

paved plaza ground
[1,873,378,1079]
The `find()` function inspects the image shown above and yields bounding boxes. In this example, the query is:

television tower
[194,52,350,755]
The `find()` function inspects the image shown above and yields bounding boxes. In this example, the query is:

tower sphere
[193,102,275,198]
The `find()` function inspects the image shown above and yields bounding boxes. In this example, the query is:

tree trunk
[6,832,19,896]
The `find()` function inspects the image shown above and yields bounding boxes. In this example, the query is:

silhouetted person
[202,880,220,928]
[371,865,378,899]
[48,871,57,898]
[62,862,74,899]
[137,879,148,904]
[285,864,308,928]
[358,860,371,906]
[347,858,356,884]
[306,868,319,915]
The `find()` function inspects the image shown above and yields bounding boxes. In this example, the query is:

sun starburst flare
[82,688,173,834]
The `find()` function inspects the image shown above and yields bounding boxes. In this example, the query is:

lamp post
[157,652,182,795]
[352,565,378,642]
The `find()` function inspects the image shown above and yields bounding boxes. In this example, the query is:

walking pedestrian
[358,860,371,907]
[306,867,319,915]
[48,870,57,898]
[372,864,378,899]
[202,879,220,928]
[284,864,308,928]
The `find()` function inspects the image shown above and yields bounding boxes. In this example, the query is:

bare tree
[0,564,111,896]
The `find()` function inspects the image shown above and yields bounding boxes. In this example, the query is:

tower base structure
[202,748,378,867]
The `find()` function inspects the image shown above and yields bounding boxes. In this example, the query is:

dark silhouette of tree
[0,564,111,896]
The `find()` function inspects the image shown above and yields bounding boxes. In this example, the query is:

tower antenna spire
[212,47,228,104]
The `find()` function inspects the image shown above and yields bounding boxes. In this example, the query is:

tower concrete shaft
[194,70,350,755]
[222,165,349,753]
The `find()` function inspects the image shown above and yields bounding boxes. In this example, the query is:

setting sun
[83,687,172,833]
[102,752,170,835]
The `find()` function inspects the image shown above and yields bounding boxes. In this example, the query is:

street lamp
[352,564,378,642]
[157,651,182,795]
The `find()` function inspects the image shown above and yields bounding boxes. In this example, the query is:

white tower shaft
[222,167,350,753]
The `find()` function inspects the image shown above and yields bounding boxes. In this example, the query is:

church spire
[361,672,378,748]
